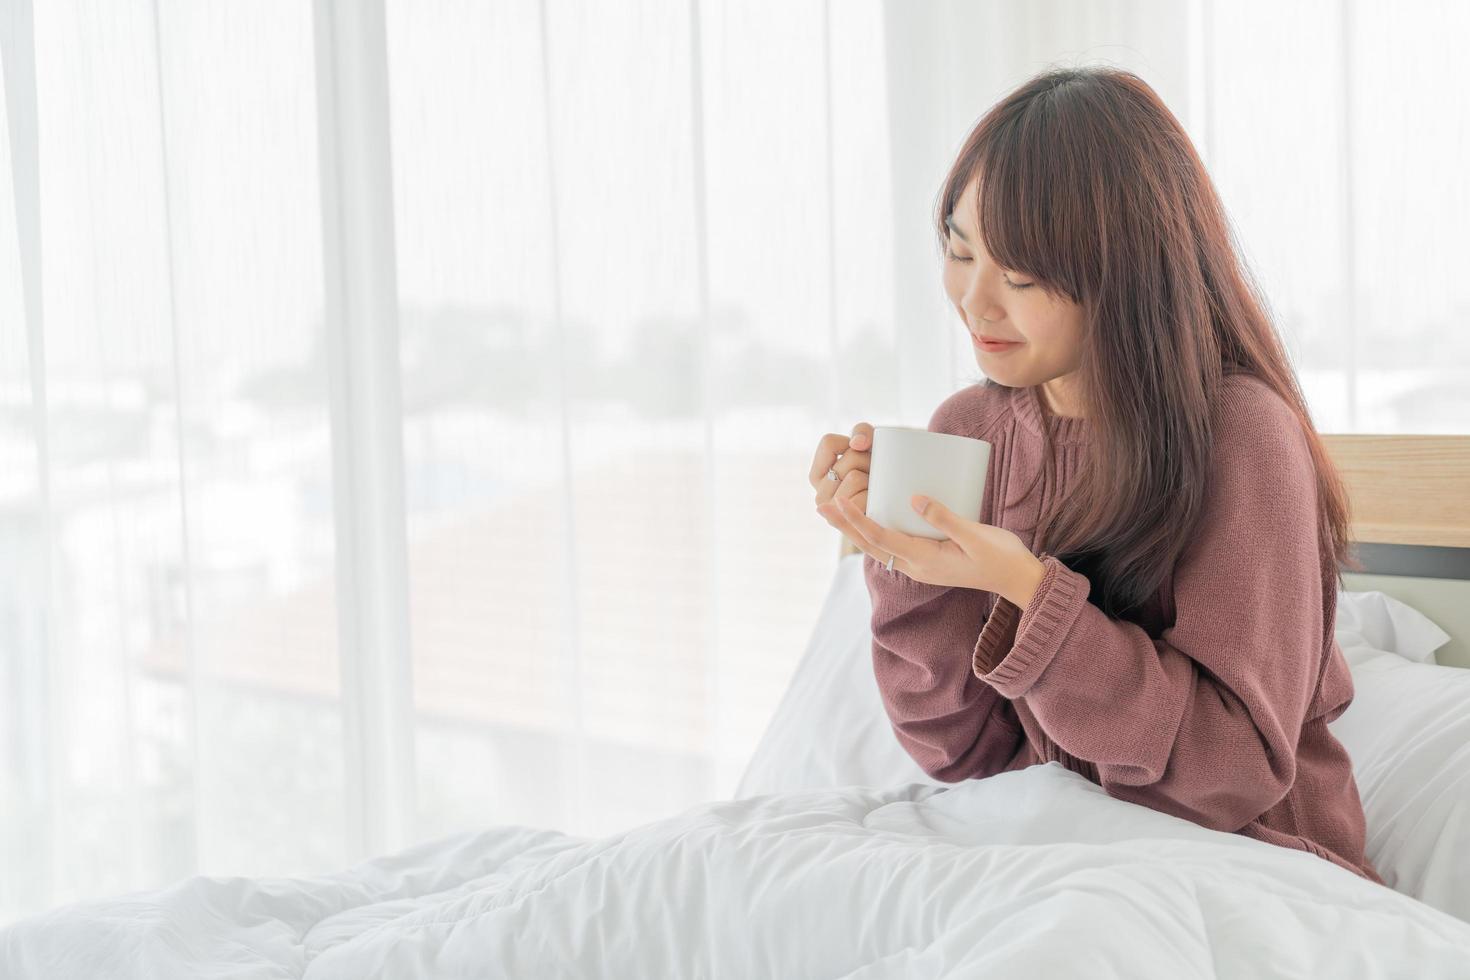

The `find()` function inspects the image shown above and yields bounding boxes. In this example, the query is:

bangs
[937,98,1096,305]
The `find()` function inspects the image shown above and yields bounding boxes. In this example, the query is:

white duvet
[5,761,1469,978]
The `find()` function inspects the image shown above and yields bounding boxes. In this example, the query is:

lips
[975,334,1020,344]
[972,333,1022,354]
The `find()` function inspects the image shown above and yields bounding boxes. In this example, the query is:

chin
[972,356,1020,383]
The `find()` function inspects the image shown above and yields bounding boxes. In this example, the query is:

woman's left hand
[819,493,1041,600]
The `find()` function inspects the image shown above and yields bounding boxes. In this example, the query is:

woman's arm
[864,386,1026,783]
[866,554,1027,782]
[970,385,1328,832]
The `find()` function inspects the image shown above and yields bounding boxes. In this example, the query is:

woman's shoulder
[1211,373,1315,488]
[926,379,1016,438]
[1215,373,1307,449]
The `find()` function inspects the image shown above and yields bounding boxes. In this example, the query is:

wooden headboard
[836,433,1470,668]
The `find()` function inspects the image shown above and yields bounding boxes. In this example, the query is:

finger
[835,494,912,563]
[851,536,899,569]
[910,495,968,541]
[849,421,874,452]
[813,469,841,507]
[819,434,871,494]
[808,433,853,492]
[819,500,898,567]
[829,469,868,509]
[814,450,868,507]
[816,498,859,538]
[817,467,858,514]
[837,444,870,476]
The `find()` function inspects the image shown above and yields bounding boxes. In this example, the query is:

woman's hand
[819,492,1045,606]
[808,422,873,513]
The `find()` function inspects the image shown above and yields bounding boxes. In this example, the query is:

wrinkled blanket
[5,762,1469,978]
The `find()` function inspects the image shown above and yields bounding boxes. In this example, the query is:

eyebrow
[944,213,972,245]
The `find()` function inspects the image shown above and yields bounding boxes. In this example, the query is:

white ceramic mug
[866,426,991,540]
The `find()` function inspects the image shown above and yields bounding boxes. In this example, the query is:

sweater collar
[1009,382,1091,445]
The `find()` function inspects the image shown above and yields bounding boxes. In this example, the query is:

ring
[827,467,839,482]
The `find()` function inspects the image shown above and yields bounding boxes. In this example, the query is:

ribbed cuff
[972,598,1019,676]
[971,554,1090,697]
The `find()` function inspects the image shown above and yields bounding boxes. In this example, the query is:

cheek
[1026,299,1077,334]
[1022,308,1085,361]
[941,266,965,302]
[1049,305,1087,348]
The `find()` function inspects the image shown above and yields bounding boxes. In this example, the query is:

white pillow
[733,555,943,799]
[1334,587,1452,665]
[1327,649,1470,923]
[736,554,1469,921]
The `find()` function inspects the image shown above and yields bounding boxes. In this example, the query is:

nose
[960,286,1005,328]
[953,255,1008,326]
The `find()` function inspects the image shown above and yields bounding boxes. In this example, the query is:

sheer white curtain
[2,0,1465,926]
[0,0,896,924]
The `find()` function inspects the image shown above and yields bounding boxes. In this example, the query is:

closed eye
[940,238,1034,290]
[944,240,1035,290]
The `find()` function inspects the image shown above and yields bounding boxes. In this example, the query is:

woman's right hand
[810,422,874,523]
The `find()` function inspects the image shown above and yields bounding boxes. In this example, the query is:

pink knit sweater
[863,374,1384,885]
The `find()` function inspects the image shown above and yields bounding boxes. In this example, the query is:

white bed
[3,562,1470,978]
[4,435,1470,977]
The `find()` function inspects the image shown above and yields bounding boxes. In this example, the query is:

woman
[810,66,1383,886]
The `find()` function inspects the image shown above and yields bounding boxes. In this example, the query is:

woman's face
[942,177,1087,416]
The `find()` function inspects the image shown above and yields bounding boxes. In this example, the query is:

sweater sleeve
[969,383,1327,832]
[864,388,1026,783]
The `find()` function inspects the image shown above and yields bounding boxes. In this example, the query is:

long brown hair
[938,66,1360,619]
